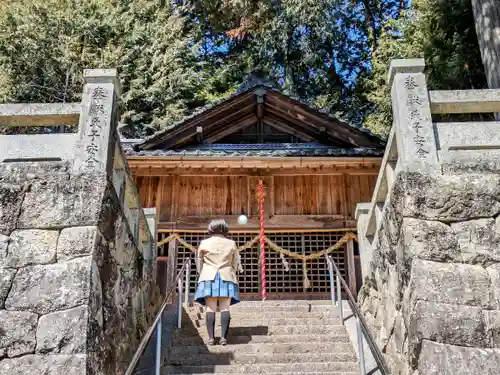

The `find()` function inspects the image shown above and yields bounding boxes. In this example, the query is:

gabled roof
[134,85,385,153]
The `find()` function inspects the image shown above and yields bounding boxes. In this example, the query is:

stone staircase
[163,300,359,375]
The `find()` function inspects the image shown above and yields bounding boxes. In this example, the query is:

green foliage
[0,0,489,139]
[361,0,488,137]
[0,0,215,136]
[1,0,408,136]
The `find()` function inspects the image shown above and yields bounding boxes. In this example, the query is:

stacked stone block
[0,69,160,374]
[359,171,500,375]
[0,164,159,374]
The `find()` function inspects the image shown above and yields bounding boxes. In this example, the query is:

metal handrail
[124,258,191,375]
[325,255,390,375]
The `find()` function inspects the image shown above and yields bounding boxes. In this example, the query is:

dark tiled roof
[123,142,384,157]
[134,82,384,150]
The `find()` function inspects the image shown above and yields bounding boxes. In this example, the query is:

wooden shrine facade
[129,158,379,230]
[123,85,384,297]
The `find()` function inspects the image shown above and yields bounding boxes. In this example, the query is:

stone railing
[0,103,80,162]
[356,59,500,375]
[0,70,156,268]
[112,140,157,283]
[357,58,500,274]
[0,70,160,375]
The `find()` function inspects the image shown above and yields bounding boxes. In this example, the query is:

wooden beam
[128,156,382,171]
[268,93,382,147]
[158,104,256,149]
[170,175,179,222]
[246,176,251,216]
[130,166,380,177]
[265,105,352,147]
[205,115,257,143]
[168,214,349,230]
[140,92,254,150]
[270,175,275,216]
[202,103,255,138]
[341,173,349,224]
[346,239,357,297]
[257,103,264,120]
[196,126,203,143]
[263,116,316,142]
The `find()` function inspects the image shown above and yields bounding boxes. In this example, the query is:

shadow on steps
[164,304,270,373]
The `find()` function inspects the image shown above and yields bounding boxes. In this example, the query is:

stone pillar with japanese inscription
[388,59,440,175]
[73,69,120,174]
[357,61,500,375]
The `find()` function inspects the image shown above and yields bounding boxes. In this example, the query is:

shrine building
[122,84,385,299]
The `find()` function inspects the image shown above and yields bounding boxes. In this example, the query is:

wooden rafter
[140,91,255,150]
[265,106,352,147]
[265,100,356,147]
[263,116,316,142]
[136,86,385,151]
[205,115,257,143]
[266,93,383,147]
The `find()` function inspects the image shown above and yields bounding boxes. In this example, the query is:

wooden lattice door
[157,230,349,297]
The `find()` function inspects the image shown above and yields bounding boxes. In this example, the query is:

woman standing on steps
[195,219,241,346]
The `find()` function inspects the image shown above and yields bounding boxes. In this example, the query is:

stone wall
[0,70,160,374]
[0,163,160,375]
[359,171,500,374]
[357,60,500,375]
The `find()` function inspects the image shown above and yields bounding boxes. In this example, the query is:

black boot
[220,311,231,345]
[205,312,216,345]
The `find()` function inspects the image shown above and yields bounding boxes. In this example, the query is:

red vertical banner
[258,179,267,300]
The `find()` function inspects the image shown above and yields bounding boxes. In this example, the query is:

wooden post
[258,179,267,300]
[166,237,178,303]
[346,238,357,297]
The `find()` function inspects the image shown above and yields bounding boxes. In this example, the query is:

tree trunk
[471,0,500,89]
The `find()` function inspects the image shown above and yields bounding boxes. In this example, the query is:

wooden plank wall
[135,173,377,228]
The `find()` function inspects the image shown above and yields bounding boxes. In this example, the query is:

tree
[0,0,430,136]
[0,0,208,136]
[471,0,500,90]
[179,0,408,126]
[361,0,487,137]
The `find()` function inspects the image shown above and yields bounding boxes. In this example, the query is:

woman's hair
[208,219,229,235]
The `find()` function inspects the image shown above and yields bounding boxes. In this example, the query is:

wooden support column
[346,238,357,297]
[170,175,179,222]
[166,237,178,303]
[341,173,349,228]
[246,176,251,216]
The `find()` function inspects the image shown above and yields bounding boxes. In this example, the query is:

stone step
[231,300,333,306]
[163,362,359,374]
[185,310,339,319]
[186,317,342,327]
[186,305,337,313]
[168,349,356,366]
[169,342,354,356]
[182,324,348,336]
[168,352,357,365]
[163,373,358,375]
[174,333,352,345]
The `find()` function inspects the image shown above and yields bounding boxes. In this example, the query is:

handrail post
[155,317,162,375]
[327,257,335,307]
[323,255,390,375]
[356,316,366,375]
[184,259,191,304]
[336,271,343,322]
[177,276,183,329]
[123,260,190,375]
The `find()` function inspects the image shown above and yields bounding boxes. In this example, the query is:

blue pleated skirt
[195,272,241,306]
